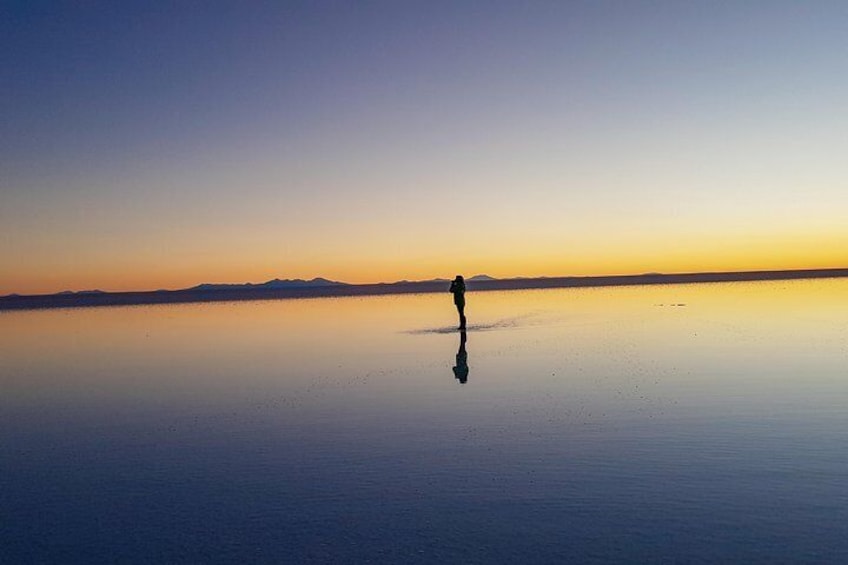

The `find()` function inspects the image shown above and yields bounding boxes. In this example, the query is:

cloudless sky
[2,1,847,294]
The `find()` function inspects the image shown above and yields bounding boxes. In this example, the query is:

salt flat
[2,279,848,563]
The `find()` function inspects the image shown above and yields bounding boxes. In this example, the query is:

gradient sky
[3,1,847,294]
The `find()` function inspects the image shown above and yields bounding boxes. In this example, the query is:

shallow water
[2,279,848,563]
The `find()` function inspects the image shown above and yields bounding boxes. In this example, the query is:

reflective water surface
[2,279,848,563]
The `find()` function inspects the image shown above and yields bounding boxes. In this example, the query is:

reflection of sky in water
[2,279,848,562]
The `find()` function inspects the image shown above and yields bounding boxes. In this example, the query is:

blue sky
[2,1,847,293]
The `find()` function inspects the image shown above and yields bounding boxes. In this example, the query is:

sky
[2,1,847,295]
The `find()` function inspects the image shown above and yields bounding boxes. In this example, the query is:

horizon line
[3,266,848,302]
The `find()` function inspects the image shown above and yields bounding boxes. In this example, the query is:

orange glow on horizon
[3,218,846,295]
[4,246,846,297]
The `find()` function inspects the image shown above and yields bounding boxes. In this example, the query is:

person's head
[454,275,464,283]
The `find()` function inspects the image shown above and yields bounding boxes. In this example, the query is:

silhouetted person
[453,330,468,384]
[449,275,466,330]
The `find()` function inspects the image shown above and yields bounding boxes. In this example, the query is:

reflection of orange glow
[472,275,848,317]
[1,292,453,366]
[4,278,848,403]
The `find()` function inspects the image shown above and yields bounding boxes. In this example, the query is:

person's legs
[457,303,466,329]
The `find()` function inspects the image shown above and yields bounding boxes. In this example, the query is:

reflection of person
[453,330,469,384]
[449,275,466,330]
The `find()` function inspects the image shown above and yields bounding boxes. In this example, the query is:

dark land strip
[2,268,847,311]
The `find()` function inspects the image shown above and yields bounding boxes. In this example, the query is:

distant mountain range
[57,289,107,295]
[0,274,497,300]
[190,277,348,291]
[189,274,497,291]
[391,274,495,285]
[3,269,848,311]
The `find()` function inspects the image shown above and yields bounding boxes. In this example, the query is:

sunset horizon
[4,2,847,297]
[5,261,848,297]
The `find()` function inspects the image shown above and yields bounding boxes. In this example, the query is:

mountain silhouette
[191,277,347,291]
[4,269,848,311]
[392,274,496,285]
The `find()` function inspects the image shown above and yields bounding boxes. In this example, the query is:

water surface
[2,279,848,563]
